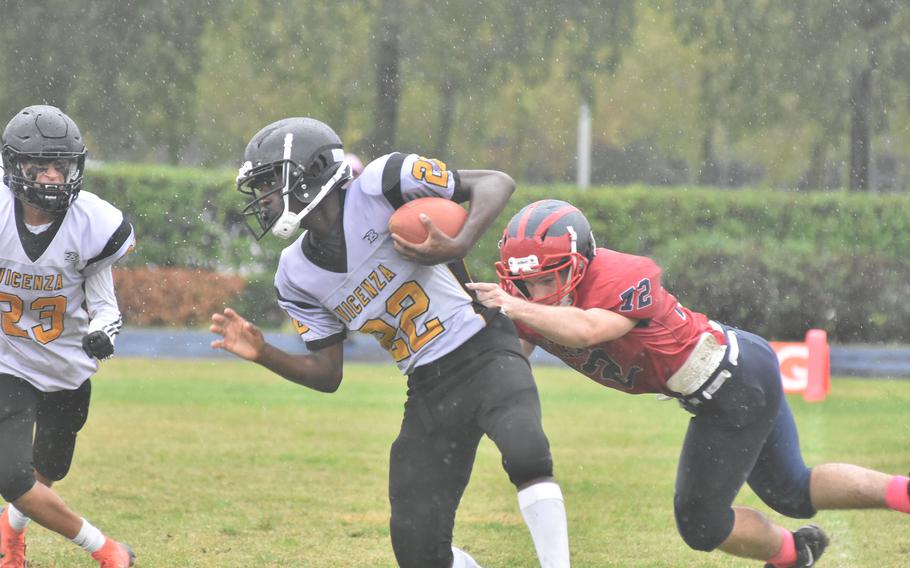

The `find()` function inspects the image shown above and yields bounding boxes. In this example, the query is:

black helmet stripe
[511,200,579,240]
[533,205,581,240]
[510,200,541,238]
[381,152,408,209]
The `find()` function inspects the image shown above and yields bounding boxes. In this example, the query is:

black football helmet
[2,105,86,214]
[237,117,352,240]
[497,199,597,305]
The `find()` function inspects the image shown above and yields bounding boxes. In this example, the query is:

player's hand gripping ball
[388,197,467,244]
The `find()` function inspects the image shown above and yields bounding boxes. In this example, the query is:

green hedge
[654,236,910,343]
[85,164,285,271]
[463,186,910,342]
[86,166,910,341]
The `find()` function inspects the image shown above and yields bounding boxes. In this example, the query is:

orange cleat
[90,538,135,568]
[0,506,27,568]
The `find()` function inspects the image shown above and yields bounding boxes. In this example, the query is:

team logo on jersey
[64,250,80,263]
[362,229,379,244]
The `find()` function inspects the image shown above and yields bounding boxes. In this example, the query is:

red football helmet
[496,200,596,305]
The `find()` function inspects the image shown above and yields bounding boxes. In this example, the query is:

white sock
[451,545,483,568]
[518,481,571,568]
[71,519,106,553]
[7,504,31,532]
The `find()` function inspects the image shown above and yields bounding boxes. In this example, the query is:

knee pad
[33,435,77,482]
[754,472,816,519]
[493,408,554,486]
[0,467,36,504]
[35,458,73,483]
[674,496,735,552]
[504,451,554,487]
[500,430,553,486]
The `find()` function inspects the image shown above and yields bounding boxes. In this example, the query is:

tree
[394,1,553,158]
[369,0,402,156]
[554,1,637,113]
[672,0,910,190]
[116,2,214,164]
[0,0,218,164]
[846,0,900,191]
[399,1,635,180]
[0,2,84,123]
[194,0,371,165]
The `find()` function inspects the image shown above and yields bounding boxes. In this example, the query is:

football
[388,197,468,244]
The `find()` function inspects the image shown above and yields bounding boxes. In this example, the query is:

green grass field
[8,359,910,567]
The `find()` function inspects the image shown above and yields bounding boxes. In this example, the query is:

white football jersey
[0,186,135,391]
[275,152,487,374]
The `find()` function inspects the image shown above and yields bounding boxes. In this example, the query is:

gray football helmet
[237,117,352,240]
[2,105,86,214]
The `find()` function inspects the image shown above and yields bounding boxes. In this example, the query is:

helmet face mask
[496,200,596,305]
[237,160,294,238]
[497,251,587,305]
[2,105,86,215]
[21,157,81,182]
[237,118,351,240]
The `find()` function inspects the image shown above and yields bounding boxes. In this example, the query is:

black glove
[82,330,115,359]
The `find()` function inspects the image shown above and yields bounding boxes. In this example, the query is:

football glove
[82,330,115,359]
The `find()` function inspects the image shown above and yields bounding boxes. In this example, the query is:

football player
[0,106,136,568]
[469,199,910,568]
[210,117,571,568]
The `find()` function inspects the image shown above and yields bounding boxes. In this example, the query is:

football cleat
[0,506,27,568]
[792,524,829,567]
[764,524,829,568]
[90,538,135,568]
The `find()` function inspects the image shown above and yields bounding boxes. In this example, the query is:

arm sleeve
[273,251,347,349]
[274,283,347,350]
[83,220,136,276]
[84,265,123,343]
[372,152,460,209]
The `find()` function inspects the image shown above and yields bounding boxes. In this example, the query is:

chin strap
[271,163,352,240]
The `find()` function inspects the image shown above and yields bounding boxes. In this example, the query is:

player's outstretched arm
[210,308,343,392]
[467,282,638,348]
[210,308,263,360]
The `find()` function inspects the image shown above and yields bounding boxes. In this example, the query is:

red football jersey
[515,248,725,395]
